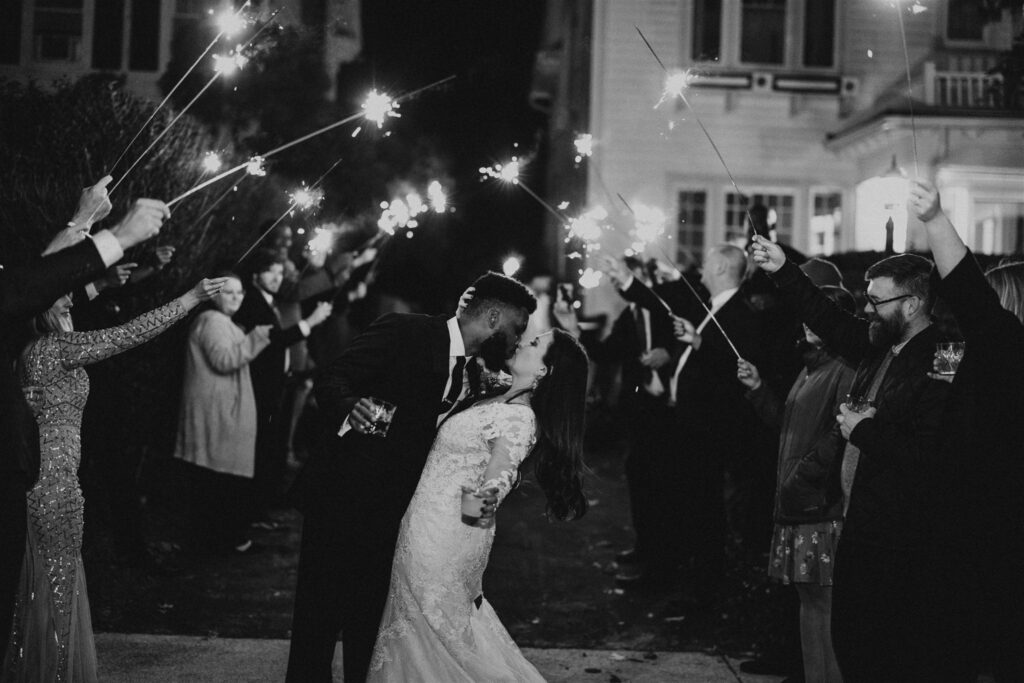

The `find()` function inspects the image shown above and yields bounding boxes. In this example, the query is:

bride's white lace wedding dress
[368,401,545,682]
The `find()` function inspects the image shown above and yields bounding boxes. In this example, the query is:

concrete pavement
[96,633,785,682]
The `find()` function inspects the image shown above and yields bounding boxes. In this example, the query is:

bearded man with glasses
[749,237,953,683]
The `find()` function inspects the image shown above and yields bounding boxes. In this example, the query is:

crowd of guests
[586,180,1023,683]
[1,174,1022,682]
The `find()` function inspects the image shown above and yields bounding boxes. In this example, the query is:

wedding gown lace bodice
[369,401,546,682]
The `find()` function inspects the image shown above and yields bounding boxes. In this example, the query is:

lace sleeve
[53,298,188,369]
[477,406,537,504]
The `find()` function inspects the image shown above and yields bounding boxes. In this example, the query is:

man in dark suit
[285,272,536,683]
[610,245,767,600]
[0,179,169,654]
[751,236,950,682]
[233,249,333,530]
[584,256,683,588]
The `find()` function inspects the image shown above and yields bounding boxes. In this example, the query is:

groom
[286,272,537,683]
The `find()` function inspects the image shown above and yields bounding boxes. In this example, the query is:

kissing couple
[286,271,590,682]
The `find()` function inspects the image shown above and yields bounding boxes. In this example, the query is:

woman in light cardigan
[174,272,272,554]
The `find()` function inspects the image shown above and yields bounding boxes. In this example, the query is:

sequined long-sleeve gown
[368,402,545,682]
[1,300,187,683]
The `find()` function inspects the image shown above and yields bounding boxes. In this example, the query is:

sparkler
[427,180,447,213]
[105,1,252,175]
[613,191,742,359]
[894,0,920,175]
[289,186,324,212]
[202,151,224,173]
[502,256,522,277]
[578,268,604,289]
[307,225,339,255]
[361,89,401,128]
[635,26,758,239]
[573,133,593,164]
[169,75,457,208]
[234,156,346,265]
[109,11,278,195]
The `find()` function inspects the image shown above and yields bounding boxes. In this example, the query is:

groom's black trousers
[286,511,396,683]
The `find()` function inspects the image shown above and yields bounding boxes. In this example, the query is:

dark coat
[296,313,451,546]
[1,239,109,478]
[233,286,306,412]
[747,348,856,524]
[770,260,950,550]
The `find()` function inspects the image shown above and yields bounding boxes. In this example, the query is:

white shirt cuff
[91,230,124,267]
[337,415,352,437]
[621,274,634,290]
[298,320,311,337]
[85,282,100,301]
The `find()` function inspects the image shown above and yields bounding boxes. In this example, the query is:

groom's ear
[486,308,500,329]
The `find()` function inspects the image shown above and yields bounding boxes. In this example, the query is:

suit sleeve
[935,250,1019,344]
[0,239,107,322]
[314,313,405,431]
[770,260,872,366]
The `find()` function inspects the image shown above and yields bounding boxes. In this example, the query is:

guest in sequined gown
[1,278,227,683]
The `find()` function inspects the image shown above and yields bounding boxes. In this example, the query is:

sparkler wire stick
[895,2,920,176]
[168,75,457,207]
[106,1,251,174]
[634,26,758,238]
[109,9,281,196]
[616,193,742,359]
[234,157,346,265]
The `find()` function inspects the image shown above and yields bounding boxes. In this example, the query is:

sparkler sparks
[657,69,696,107]
[214,5,251,37]
[202,151,223,173]
[307,225,338,255]
[245,156,267,177]
[362,89,401,128]
[578,268,604,289]
[479,158,521,184]
[566,206,609,244]
[427,181,447,213]
[289,186,324,212]
[502,256,522,277]
[212,48,248,75]
[631,202,667,246]
[573,134,593,163]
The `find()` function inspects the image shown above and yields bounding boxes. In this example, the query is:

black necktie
[439,356,467,415]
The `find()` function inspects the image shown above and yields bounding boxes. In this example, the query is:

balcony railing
[923,61,1004,109]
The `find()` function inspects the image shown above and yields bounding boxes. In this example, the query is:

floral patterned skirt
[767,520,843,586]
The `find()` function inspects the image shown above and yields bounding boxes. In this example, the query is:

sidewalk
[96,633,785,682]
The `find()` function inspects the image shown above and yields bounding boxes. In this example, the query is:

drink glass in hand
[364,397,397,437]
[845,394,875,414]
[461,486,485,527]
[935,341,965,376]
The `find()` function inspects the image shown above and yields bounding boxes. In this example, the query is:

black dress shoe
[616,548,641,564]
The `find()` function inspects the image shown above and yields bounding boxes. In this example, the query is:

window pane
[129,0,161,71]
[803,0,834,67]
[946,0,985,41]
[692,0,722,62]
[677,191,707,262]
[741,0,786,65]
[810,191,842,255]
[92,0,125,69]
[0,0,23,65]
[34,5,82,61]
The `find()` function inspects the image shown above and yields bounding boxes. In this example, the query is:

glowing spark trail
[202,152,223,173]
[168,75,457,207]
[105,1,252,175]
[245,155,267,177]
[361,89,401,129]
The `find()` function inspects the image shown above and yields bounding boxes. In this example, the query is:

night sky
[334,1,550,305]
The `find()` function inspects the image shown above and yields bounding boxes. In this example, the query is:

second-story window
[34,0,84,62]
[740,0,786,65]
[946,0,986,42]
[692,0,836,71]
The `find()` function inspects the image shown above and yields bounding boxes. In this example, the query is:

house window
[676,190,707,262]
[809,191,842,255]
[740,0,786,65]
[692,0,722,63]
[1,0,23,64]
[33,0,84,62]
[691,0,836,71]
[946,0,985,42]
[129,0,161,71]
[726,192,794,244]
[92,0,125,70]
[802,0,835,68]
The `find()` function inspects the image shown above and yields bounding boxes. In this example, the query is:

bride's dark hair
[528,329,589,521]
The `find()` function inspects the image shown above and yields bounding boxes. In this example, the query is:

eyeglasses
[866,293,915,312]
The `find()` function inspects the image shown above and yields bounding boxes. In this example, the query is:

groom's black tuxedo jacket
[297,312,451,545]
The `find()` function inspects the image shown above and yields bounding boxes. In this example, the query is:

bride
[368,327,589,682]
